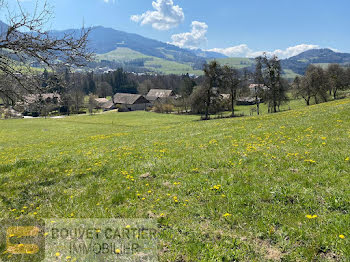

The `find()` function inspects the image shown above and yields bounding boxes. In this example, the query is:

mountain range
[281,48,350,75]
[47,26,350,77]
[1,20,350,77]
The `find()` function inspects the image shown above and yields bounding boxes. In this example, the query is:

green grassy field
[1,99,350,261]
[96,47,203,75]
[208,57,255,69]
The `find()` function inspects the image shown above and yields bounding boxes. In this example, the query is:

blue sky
[3,0,350,58]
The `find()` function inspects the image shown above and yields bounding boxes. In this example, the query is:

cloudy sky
[2,0,349,58]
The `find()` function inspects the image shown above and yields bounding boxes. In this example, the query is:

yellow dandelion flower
[115,249,121,254]
[339,235,345,239]
[55,252,60,257]
[306,214,318,219]
[223,213,232,217]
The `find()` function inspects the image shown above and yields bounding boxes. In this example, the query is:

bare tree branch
[0,0,92,102]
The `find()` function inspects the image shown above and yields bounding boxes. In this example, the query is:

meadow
[96,47,203,75]
[0,98,350,261]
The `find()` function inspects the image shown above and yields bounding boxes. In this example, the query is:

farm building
[23,93,61,105]
[100,101,115,111]
[113,93,150,111]
[94,98,115,111]
[146,89,175,102]
[249,84,269,94]
[94,98,109,106]
[236,97,261,105]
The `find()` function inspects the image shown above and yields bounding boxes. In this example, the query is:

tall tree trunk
[256,95,260,115]
[205,89,210,120]
[306,98,310,106]
[231,89,234,116]
[183,97,187,113]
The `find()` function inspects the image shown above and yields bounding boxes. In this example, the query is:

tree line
[188,55,289,120]
[293,64,350,105]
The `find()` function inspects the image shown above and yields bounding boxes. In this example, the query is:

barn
[146,89,175,102]
[113,93,150,111]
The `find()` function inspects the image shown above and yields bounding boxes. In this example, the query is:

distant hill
[0,20,8,35]
[49,26,206,66]
[212,49,350,79]
[45,25,209,74]
[95,47,203,75]
[193,49,228,59]
[2,19,350,76]
[281,48,350,75]
[0,20,7,29]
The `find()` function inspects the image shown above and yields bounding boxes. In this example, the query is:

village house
[113,93,150,111]
[146,89,175,103]
[23,93,61,105]
[221,91,262,106]
[249,84,269,94]
[94,98,109,106]
[19,93,61,111]
[94,98,115,111]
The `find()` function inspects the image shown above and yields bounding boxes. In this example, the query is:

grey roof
[145,96,160,102]
[101,100,114,109]
[113,93,149,105]
[146,89,174,99]
[95,98,109,105]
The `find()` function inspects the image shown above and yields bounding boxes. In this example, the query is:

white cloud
[208,44,253,57]
[170,21,208,49]
[131,0,184,30]
[208,44,320,59]
[103,0,115,3]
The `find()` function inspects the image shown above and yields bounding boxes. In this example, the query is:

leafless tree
[222,65,241,116]
[0,0,92,103]
[203,61,222,120]
[326,64,346,99]
[88,93,97,115]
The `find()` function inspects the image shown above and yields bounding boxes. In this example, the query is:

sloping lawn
[0,99,350,261]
